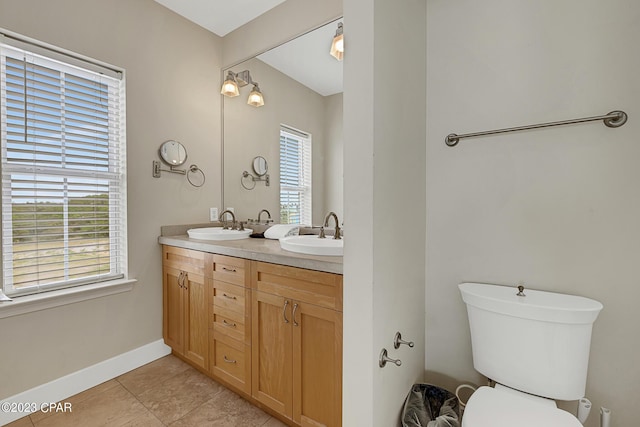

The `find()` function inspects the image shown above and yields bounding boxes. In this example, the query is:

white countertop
[158,235,343,274]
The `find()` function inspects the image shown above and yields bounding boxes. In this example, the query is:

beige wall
[343,0,426,425]
[425,1,640,426]
[0,0,222,398]
[223,58,328,224]
[324,93,344,221]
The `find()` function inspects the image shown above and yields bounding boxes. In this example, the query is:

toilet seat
[462,386,583,427]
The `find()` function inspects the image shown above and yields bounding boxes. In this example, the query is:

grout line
[117,377,168,426]
[168,395,216,426]
[118,379,166,426]
[116,358,215,426]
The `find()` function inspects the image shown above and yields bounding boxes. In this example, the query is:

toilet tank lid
[462,386,583,427]
[459,282,603,325]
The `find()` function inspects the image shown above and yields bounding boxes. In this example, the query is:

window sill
[0,279,136,319]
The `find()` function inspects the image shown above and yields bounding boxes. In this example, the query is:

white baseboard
[0,339,171,426]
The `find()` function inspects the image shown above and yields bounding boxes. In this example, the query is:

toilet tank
[459,282,603,401]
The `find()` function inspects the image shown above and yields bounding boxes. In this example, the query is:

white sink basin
[187,227,252,241]
[279,235,343,256]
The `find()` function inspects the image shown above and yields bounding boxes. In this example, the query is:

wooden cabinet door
[292,302,343,427]
[163,265,184,354]
[252,290,293,419]
[183,269,208,370]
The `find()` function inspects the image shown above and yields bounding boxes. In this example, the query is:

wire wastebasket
[401,383,461,427]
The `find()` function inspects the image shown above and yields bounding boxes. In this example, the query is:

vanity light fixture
[330,22,344,61]
[247,83,264,107]
[220,71,240,97]
[220,69,265,107]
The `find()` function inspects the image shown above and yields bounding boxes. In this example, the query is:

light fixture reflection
[330,22,344,61]
[247,84,264,107]
[220,71,239,97]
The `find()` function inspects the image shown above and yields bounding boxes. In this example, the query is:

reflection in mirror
[223,18,343,225]
[253,156,268,176]
[159,140,187,166]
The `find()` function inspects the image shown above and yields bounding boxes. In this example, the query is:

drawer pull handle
[283,300,290,323]
[222,319,237,328]
[223,355,237,364]
[222,293,237,300]
[292,303,299,327]
[222,267,237,273]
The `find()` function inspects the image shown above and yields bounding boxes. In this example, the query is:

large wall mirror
[223,18,343,225]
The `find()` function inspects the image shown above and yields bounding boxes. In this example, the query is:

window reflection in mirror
[280,125,312,225]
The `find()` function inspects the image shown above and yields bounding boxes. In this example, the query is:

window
[279,125,311,225]
[0,33,127,298]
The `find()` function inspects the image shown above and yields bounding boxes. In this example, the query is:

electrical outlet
[225,207,234,221]
[209,207,218,221]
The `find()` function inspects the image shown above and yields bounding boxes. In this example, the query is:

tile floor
[6,355,287,427]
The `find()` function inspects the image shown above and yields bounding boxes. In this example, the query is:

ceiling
[154,0,286,36]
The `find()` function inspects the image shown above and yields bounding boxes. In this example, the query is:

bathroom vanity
[159,233,343,427]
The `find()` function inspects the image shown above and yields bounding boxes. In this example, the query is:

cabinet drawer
[212,281,246,315]
[212,254,248,286]
[163,245,205,276]
[213,336,246,380]
[212,305,247,344]
[253,262,343,311]
[210,330,250,395]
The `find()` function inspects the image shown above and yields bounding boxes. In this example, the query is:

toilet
[458,282,603,427]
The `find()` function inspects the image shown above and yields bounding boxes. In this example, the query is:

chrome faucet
[219,209,236,230]
[319,211,341,240]
[257,209,271,223]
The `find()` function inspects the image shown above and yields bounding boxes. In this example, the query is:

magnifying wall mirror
[152,140,206,187]
[159,140,187,166]
[253,156,268,176]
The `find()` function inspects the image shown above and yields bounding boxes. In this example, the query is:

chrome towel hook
[393,332,415,349]
[379,348,402,368]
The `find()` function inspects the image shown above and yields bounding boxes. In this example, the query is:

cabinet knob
[223,355,237,364]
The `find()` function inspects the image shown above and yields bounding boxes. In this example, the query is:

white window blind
[279,125,311,225]
[0,37,127,297]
